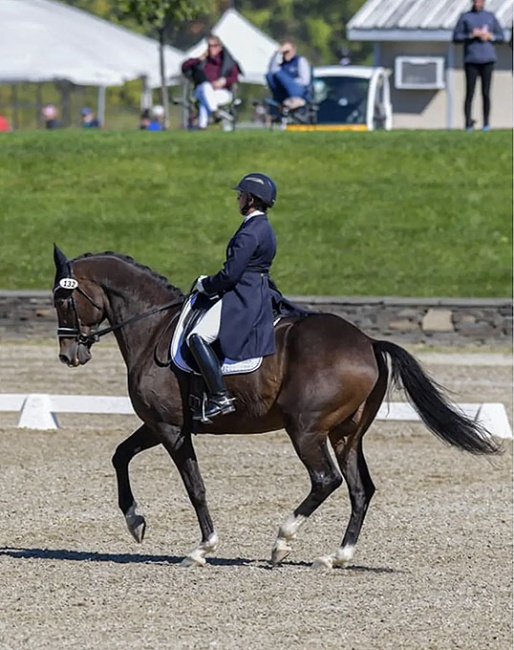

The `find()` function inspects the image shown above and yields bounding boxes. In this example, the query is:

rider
[187,173,279,421]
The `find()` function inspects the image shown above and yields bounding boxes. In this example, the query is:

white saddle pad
[170,295,263,376]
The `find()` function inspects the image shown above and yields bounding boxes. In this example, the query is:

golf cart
[286,65,393,132]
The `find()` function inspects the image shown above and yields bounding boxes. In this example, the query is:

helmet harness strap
[240,194,253,216]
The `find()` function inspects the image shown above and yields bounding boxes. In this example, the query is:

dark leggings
[464,62,495,128]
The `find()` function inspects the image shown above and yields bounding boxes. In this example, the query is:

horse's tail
[373,340,502,456]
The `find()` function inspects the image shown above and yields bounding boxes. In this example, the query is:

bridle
[54,263,186,349]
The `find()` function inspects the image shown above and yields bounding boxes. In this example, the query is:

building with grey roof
[347,0,513,129]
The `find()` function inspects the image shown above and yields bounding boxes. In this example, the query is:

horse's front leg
[112,423,160,543]
[157,423,217,568]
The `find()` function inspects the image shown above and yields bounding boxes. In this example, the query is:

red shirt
[0,115,10,132]
[182,52,239,89]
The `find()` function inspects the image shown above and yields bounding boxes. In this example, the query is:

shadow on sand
[0,546,399,572]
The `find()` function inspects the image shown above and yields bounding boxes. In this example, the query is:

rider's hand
[196,275,208,293]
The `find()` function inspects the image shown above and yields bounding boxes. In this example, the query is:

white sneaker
[283,97,306,110]
[217,109,234,122]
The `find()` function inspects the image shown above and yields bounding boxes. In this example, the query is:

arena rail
[0,394,511,439]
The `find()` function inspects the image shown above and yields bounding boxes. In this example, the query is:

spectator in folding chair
[42,104,60,129]
[266,39,311,113]
[181,34,241,130]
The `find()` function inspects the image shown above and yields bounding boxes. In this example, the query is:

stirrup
[193,394,235,423]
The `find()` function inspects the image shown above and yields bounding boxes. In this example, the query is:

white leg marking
[335,544,356,565]
[271,513,307,565]
[312,543,356,570]
[279,513,307,540]
[181,532,218,568]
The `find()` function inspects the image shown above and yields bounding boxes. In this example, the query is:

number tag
[59,278,78,290]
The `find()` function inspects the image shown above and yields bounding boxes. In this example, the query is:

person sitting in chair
[266,39,311,112]
[187,173,280,421]
[181,34,240,130]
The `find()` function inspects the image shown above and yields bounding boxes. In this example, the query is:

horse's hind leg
[112,423,160,543]
[313,372,387,569]
[271,424,342,566]
[313,434,375,569]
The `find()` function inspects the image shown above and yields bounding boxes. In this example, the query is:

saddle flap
[170,294,263,376]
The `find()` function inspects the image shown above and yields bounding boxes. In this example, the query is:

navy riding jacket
[453,8,504,64]
[201,213,277,361]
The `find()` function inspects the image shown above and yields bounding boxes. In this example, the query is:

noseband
[54,264,185,348]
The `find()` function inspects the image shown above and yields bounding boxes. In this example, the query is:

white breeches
[187,298,222,345]
[194,82,232,128]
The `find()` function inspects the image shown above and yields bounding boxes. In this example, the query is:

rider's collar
[243,209,265,223]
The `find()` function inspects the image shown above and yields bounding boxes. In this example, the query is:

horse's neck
[80,257,180,367]
[106,286,177,360]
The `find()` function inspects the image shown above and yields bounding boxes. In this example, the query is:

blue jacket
[453,8,504,64]
[202,213,277,361]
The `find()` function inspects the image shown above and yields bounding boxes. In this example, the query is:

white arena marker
[0,394,511,438]
[18,394,58,429]
[15,394,136,429]
[377,402,512,439]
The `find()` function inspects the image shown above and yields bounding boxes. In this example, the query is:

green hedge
[0,129,511,296]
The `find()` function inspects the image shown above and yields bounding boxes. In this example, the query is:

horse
[52,245,501,569]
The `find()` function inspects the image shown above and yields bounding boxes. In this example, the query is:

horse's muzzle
[58,341,92,367]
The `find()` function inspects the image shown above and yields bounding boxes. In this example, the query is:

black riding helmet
[232,173,277,208]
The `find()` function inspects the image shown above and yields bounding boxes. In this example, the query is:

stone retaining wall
[0,291,511,347]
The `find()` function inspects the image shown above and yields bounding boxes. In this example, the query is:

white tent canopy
[0,0,184,87]
[183,9,279,85]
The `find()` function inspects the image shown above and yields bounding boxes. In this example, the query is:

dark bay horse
[52,246,501,568]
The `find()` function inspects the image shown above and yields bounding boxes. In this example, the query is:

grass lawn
[0,129,511,296]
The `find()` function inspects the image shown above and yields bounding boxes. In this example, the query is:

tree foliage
[116,0,210,33]
[111,0,211,127]
[60,0,370,64]
[235,0,370,64]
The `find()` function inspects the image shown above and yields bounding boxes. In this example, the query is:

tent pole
[11,85,19,131]
[140,76,152,109]
[35,84,43,129]
[97,86,106,127]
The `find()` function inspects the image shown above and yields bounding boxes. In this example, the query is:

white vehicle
[288,65,393,131]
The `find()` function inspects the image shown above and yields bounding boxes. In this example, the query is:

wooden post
[11,84,20,130]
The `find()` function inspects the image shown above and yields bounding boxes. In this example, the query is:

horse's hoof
[311,555,334,570]
[127,515,146,543]
[270,544,292,566]
[180,555,206,568]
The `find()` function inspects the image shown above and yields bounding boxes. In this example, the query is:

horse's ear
[53,244,68,273]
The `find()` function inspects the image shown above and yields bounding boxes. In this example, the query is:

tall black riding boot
[188,334,235,421]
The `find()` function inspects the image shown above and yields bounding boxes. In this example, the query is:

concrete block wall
[0,291,511,347]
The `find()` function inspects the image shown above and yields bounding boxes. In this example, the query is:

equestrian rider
[187,173,279,420]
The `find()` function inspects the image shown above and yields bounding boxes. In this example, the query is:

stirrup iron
[193,393,235,422]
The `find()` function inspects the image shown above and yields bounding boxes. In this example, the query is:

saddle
[170,294,263,376]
